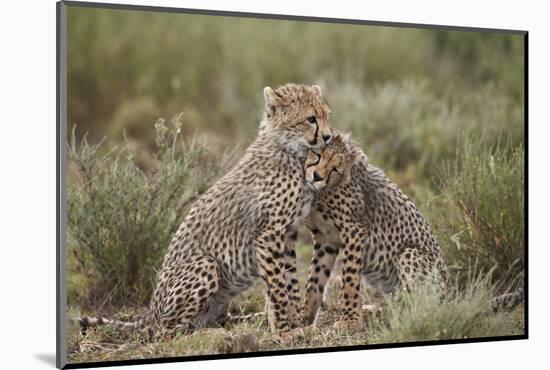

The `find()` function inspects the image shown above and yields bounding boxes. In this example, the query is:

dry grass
[67,244,524,364]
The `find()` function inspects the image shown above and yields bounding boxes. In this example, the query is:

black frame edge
[523,32,529,339]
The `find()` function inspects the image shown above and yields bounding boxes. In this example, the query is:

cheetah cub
[80,83,332,339]
[302,133,524,327]
[302,133,449,328]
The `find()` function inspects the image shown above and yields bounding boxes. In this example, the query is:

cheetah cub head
[304,132,361,190]
[261,83,332,150]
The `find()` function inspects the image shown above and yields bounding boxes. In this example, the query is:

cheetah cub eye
[307,116,317,124]
[305,150,321,167]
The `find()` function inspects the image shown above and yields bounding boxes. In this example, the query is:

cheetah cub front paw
[277,327,305,345]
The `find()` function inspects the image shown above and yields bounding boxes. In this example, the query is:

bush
[328,80,524,181]
[427,135,525,290]
[67,7,524,152]
[369,273,515,343]
[67,115,224,308]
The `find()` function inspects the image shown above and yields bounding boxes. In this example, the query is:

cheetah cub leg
[154,255,220,339]
[490,288,524,312]
[255,229,294,335]
[304,235,340,326]
[283,228,302,328]
[333,224,366,331]
[397,247,447,296]
[360,300,385,319]
[359,277,385,319]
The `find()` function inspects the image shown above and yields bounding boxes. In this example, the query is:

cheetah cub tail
[76,313,152,337]
[490,286,525,313]
[224,312,266,325]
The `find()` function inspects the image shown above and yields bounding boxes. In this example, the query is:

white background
[0,0,546,368]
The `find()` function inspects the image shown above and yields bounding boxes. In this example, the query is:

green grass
[368,274,516,343]
[330,80,523,179]
[424,137,525,290]
[67,117,227,308]
[67,7,523,163]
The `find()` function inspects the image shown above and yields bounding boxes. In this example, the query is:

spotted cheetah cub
[80,83,332,339]
[302,133,449,327]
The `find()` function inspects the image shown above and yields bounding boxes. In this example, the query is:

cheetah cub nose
[313,172,324,182]
[322,134,332,143]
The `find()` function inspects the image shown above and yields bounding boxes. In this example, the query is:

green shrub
[67,115,224,307]
[427,135,524,290]
[432,30,525,101]
[328,80,523,181]
[369,273,516,343]
[67,7,524,153]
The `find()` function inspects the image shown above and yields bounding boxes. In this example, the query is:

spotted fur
[79,83,332,339]
[302,134,447,326]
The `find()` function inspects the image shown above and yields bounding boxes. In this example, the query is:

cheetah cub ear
[312,85,322,97]
[263,86,284,107]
